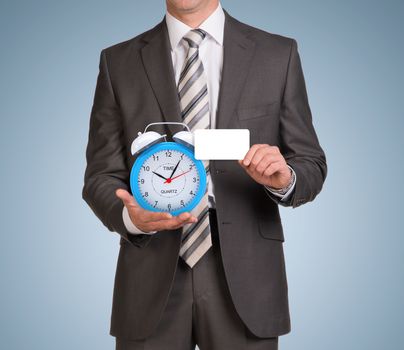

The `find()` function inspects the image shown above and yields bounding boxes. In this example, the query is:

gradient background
[1,0,403,349]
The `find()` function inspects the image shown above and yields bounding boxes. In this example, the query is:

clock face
[130,143,206,215]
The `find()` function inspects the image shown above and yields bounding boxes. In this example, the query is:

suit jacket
[82,9,327,340]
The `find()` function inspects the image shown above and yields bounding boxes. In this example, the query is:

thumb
[115,189,138,208]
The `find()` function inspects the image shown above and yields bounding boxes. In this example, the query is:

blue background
[0,0,403,349]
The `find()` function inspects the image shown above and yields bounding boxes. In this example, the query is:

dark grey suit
[82,9,327,343]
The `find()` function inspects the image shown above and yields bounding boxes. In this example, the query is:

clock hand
[152,171,168,181]
[164,170,191,184]
[169,160,181,179]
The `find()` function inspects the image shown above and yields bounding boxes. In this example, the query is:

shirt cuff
[264,165,296,202]
[122,206,157,235]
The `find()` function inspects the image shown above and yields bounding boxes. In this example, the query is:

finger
[146,211,195,224]
[248,146,273,171]
[269,145,281,155]
[250,145,284,171]
[255,154,280,175]
[168,212,198,226]
[167,218,197,230]
[241,144,267,166]
[164,213,198,229]
[115,189,138,208]
[139,210,173,223]
[177,212,196,222]
[150,216,196,231]
[134,207,198,227]
[263,161,283,178]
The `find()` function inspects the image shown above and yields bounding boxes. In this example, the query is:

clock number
[180,200,185,207]
[192,177,197,183]
[189,164,195,170]
[140,179,145,184]
[190,190,195,196]
[152,155,159,161]
[142,165,150,171]
[168,203,171,210]
[153,201,158,208]
[165,151,172,157]
[180,154,184,160]
[144,192,149,197]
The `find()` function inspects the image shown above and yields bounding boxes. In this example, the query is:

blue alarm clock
[130,122,207,216]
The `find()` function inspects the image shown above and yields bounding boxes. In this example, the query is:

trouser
[115,209,278,350]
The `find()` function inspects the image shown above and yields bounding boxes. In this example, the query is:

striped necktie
[178,29,212,268]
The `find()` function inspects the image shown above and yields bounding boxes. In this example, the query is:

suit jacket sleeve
[264,39,327,208]
[82,49,151,247]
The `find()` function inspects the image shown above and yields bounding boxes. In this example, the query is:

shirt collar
[165,2,225,50]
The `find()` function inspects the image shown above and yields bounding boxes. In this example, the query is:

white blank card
[194,129,250,160]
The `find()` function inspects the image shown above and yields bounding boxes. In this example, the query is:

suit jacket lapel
[216,11,256,129]
[140,11,256,134]
[141,18,183,136]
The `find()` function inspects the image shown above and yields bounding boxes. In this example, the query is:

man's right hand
[115,189,198,233]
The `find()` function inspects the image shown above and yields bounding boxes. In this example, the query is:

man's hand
[115,189,197,233]
[238,144,292,189]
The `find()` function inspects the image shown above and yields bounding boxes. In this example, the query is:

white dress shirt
[123,2,296,234]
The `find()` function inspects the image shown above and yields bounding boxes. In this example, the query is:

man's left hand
[238,144,292,189]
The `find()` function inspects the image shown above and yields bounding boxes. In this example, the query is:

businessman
[82,1,327,349]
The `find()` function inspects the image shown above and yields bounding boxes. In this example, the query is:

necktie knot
[183,29,207,48]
